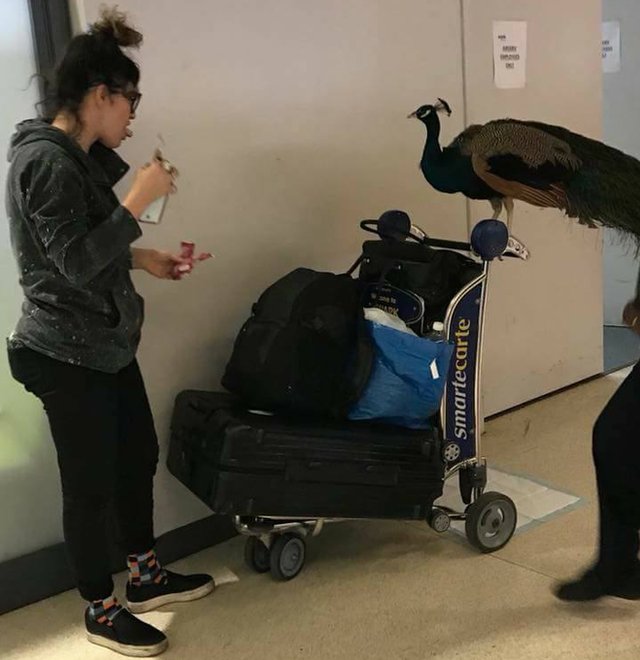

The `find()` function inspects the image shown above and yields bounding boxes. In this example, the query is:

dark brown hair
[44,6,143,119]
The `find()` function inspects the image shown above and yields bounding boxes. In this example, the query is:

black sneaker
[85,607,168,657]
[554,568,640,602]
[126,569,215,614]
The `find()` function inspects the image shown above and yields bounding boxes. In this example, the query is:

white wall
[80,0,469,538]
[0,1,62,562]
[462,0,604,416]
[602,0,640,326]
[2,0,606,557]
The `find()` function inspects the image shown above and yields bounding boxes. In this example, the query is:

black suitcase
[167,390,444,521]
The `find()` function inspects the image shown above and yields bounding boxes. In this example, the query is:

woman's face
[97,84,138,149]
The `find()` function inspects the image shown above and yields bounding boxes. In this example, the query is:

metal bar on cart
[422,238,472,252]
[474,262,492,459]
[234,516,343,537]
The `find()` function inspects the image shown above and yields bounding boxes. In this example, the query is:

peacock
[410,98,640,237]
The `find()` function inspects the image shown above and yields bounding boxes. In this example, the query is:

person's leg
[9,347,118,600]
[114,359,160,561]
[8,348,168,656]
[594,455,640,584]
[113,359,166,587]
[593,362,640,581]
[114,360,215,613]
[555,362,640,601]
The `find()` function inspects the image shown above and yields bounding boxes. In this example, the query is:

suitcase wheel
[465,491,517,553]
[270,533,306,581]
[427,507,451,533]
[244,537,271,574]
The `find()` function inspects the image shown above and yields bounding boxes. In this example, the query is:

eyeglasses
[89,82,143,114]
[116,89,142,113]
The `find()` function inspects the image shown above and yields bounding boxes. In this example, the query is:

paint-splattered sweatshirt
[5,119,144,373]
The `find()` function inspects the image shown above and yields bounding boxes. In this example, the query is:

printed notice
[602,21,621,73]
[493,21,527,89]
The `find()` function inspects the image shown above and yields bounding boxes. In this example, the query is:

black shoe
[554,568,640,602]
[85,607,168,657]
[126,569,215,614]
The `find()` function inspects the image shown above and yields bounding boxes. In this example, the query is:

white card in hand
[140,195,168,224]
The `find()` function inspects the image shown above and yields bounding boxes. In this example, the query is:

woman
[555,294,640,601]
[6,8,213,657]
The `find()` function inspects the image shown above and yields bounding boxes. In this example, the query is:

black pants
[8,346,159,601]
[592,361,640,582]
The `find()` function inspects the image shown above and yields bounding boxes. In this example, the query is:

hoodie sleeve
[24,156,142,287]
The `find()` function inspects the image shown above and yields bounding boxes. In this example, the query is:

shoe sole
[555,586,640,602]
[86,632,169,657]
[127,580,215,614]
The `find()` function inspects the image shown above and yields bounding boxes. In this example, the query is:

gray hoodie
[5,119,144,373]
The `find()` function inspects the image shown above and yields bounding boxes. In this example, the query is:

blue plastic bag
[348,320,454,429]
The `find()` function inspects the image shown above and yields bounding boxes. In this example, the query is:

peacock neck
[421,113,443,168]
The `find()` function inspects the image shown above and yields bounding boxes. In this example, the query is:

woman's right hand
[123,157,176,219]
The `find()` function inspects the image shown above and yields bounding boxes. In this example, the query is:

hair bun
[89,5,142,49]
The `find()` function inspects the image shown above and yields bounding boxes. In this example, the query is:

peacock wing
[460,119,582,170]
[465,120,583,210]
[471,152,569,210]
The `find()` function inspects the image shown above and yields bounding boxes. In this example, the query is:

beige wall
[462,0,604,416]
[81,0,469,536]
[4,0,602,553]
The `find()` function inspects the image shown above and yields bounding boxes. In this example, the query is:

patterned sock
[88,595,123,627]
[127,548,167,587]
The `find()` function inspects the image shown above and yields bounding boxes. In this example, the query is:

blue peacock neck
[421,112,443,169]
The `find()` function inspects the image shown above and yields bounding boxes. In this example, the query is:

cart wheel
[465,492,517,553]
[442,442,461,463]
[270,534,306,581]
[244,537,271,574]
[428,507,451,533]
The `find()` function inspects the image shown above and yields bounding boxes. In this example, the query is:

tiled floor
[438,466,581,535]
[1,368,639,660]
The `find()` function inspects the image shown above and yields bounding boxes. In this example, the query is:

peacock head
[408,98,452,122]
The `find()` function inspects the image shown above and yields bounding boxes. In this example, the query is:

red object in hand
[172,241,213,279]
[180,241,195,260]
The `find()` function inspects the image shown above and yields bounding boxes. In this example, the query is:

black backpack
[222,268,372,418]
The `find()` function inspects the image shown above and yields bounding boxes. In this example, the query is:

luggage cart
[230,216,529,580]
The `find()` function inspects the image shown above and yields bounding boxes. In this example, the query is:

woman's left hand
[132,248,190,280]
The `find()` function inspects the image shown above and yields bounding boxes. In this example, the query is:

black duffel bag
[222,268,372,418]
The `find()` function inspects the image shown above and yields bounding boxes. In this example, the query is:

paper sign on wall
[493,21,527,89]
[602,21,621,73]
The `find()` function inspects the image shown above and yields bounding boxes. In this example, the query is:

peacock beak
[407,111,418,119]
